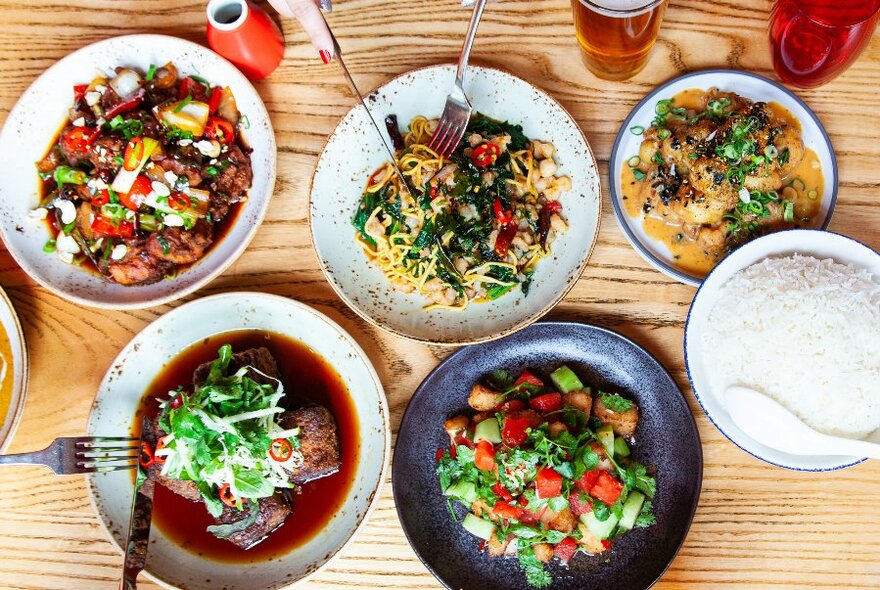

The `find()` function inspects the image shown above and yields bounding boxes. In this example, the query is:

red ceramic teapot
[206,0,285,80]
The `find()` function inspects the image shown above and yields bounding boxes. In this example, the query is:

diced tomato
[575,469,601,494]
[492,482,513,502]
[543,201,563,215]
[73,84,89,102]
[496,398,526,413]
[519,504,546,526]
[62,126,101,153]
[494,221,517,258]
[502,413,533,447]
[91,215,134,238]
[120,175,152,211]
[529,392,563,413]
[207,86,223,114]
[205,117,235,144]
[492,500,524,520]
[536,467,563,499]
[91,189,111,207]
[590,470,624,505]
[449,443,457,460]
[513,370,544,388]
[435,448,444,462]
[553,536,578,563]
[123,137,144,171]
[474,440,496,471]
[453,430,474,450]
[569,490,593,518]
[471,142,500,167]
[493,197,513,224]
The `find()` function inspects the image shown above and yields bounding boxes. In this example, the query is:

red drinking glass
[769,0,880,88]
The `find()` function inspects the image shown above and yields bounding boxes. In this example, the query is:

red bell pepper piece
[73,84,89,102]
[91,189,111,207]
[119,175,152,211]
[178,77,206,101]
[601,539,612,551]
[435,448,445,462]
[104,88,145,120]
[529,392,563,413]
[513,370,544,388]
[590,470,624,505]
[536,467,563,499]
[207,86,223,114]
[91,215,134,238]
[575,469,601,494]
[494,222,517,258]
[474,440,496,471]
[553,537,579,563]
[491,500,524,520]
[123,137,144,171]
[62,126,101,153]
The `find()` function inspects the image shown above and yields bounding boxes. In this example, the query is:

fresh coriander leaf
[517,544,552,589]
[548,495,569,512]
[599,392,633,413]
[635,500,656,528]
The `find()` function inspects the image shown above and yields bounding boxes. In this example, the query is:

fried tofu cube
[469,383,500,411]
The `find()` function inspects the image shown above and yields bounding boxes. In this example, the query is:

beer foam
[581,0,660,15]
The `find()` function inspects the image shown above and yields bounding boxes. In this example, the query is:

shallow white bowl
[685,229,880,471]
[610,69,838,287]
[86,292,389,589]
[0,35,276,309]
[0,287,27,453]
[310,64,602,345]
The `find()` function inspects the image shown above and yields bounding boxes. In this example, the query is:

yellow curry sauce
[0,324,12,424]
[621,88,824,276]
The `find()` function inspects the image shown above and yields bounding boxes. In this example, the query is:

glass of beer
[571,0,668,81]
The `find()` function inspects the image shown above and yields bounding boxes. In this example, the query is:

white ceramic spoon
[724,386,880,460]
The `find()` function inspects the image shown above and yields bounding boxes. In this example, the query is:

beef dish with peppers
[33,61,253,286]
[135,331,358,559]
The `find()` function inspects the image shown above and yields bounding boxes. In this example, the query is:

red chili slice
[91,190,111,207]
[269,438,293,462]
[139,441,155,468]
[62,126,101,153]
[471,143,500,168]
[207,86,223,114]
[205,117,235,144]
[123,137,144,171]
[218,483,237,507]
[168,192,191,211]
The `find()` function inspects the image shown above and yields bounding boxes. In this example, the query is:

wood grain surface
[0,0,878,588]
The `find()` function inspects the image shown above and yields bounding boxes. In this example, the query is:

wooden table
[0,1,878,588]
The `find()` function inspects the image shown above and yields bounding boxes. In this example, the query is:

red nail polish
[319,49,332,64]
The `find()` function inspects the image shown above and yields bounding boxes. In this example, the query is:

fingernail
[319,50,332,64]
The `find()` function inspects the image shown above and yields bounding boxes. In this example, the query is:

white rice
[703,254,880,438]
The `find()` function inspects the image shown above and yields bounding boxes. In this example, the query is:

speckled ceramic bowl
[0,35,276,309]
[0,287,27,453]
[394,321,702,590]
[86,292,389,590]
[310,64,602,345]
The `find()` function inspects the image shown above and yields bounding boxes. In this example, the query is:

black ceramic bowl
[393,321,702,590]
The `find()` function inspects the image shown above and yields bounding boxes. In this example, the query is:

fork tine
[78,448,140,459]
[79,462,138,474]
[76,437,139,447]
[429,120,451,152]
[438,121,466,158]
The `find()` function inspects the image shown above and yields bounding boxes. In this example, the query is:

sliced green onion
[174,95,193,113]
[657,128,671,140]
[783,200,795,222]
[764,145,778,159]
[652,151,664,165]
[725,166,744,186]
[629,125,645,135]
[789,178,806,191]
[655,99,672,115]
[808,190,818,200]
[767,190,780,200]
[632,169,647,181]
[189,74,210,89]
[43,239,56,253]
[146,64,157,82]
[627,156,641,167]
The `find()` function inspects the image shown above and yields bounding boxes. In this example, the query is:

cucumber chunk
[596,424,615,458]
[581,511,619,540]
[474,419,502,444]
[613,436,631,458]
[462,513,496,541]
[550,365,584,394]
[445,479,477,504]
[618,491,646,531]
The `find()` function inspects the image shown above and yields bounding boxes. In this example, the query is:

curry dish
[622,88,824,275]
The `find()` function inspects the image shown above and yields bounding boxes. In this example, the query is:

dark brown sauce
[132,330,360,564]
[38,121,244,280]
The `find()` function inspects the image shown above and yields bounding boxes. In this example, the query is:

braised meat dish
[33,62,253,285]
[139,345,341,549]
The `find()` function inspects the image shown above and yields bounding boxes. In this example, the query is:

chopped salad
[436,365,656,588]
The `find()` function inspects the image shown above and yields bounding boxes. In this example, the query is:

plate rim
[308,62,603,346]
[0,33,277,310]
[683,227,878,472]
[608,67,839,287]
[392,319,703,590]
[0,286,28,453]
[84,290,391,590]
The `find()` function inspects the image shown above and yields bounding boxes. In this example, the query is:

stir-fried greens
[437,365,656,588]
[155,345,302,518]
[33,61,253,286]
[353,113,572,310]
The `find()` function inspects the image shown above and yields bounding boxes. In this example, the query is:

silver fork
[0,436,140,474]
[428,0,489,158]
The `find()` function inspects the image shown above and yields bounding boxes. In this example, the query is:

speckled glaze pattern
[685,228,880,471]
[0,35,276,309]
[309,64,602,345]
[393,321,702,590]
[0,287,27,453]
[609,69,838,287]
[85,292,390,590]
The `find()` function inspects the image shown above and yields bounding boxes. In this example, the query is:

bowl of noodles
[310,65,601,345]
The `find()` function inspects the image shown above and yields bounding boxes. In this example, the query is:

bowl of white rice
[685,229,880,471]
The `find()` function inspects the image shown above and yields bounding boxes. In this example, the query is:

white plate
[86,292,390,589]
[310,64,602,345]
[609,69,838,286]
[0,287,27,453]
[0,35,276,309]
[685,229,880,471]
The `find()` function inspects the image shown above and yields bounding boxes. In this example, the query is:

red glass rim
[785,0,880,29]
[578,0,666,16]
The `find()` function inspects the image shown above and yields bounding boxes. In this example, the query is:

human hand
[267,0,335,63]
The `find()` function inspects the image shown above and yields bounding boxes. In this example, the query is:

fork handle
[455,0,488,88]
[0,448,52,469]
